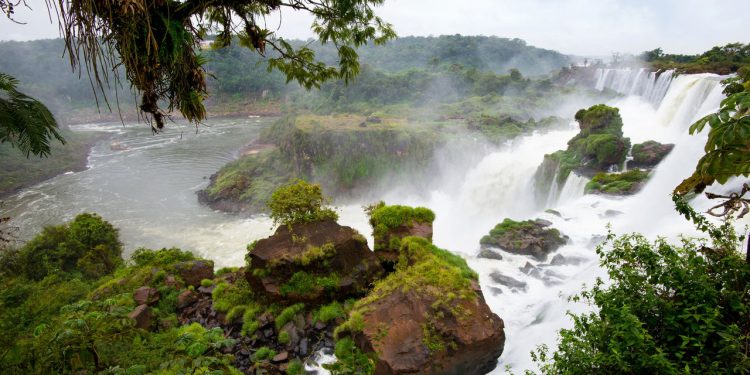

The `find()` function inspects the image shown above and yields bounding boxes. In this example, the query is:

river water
[1,72,747,373]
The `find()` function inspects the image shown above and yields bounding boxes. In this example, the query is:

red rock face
[355,282,505,375]
[374,222,434,266]
[245,220,383,304]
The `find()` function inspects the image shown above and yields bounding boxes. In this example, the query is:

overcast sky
[1,0,747,56]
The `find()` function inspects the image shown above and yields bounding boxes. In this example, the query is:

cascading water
[595,67,674,107]
[0,70,740,374]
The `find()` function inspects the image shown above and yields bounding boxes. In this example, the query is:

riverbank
[0,130,107,199]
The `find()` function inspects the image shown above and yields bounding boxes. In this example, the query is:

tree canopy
[48,0,395,132]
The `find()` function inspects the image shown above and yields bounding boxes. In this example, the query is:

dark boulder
[173,260,214,287]
[245,220,383,305]
[630,140,674,169]
[480,218,567,261]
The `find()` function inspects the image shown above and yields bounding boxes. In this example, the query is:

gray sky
[1,0,747,56]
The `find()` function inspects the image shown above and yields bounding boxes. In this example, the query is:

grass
[585,169,650,195]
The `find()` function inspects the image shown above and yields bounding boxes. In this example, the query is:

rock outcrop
[245,219,383,304]
[480,218,567,260]
[630,140,674,169]
[173,260,214,287]
[368,202,435,270]
[534,104,631,205]
[341,237,505,375]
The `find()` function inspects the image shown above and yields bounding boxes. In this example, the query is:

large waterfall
[595,67,675,107]
[0,69,742,374]
[384,69,734,372]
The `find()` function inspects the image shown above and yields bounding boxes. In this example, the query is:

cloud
[1,0,748,56]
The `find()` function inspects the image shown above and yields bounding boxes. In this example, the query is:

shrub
[18,213,122,280]
[531,216,750,374]
[324,338,375,375]
[267,179,338,226]
[314,301,345,324]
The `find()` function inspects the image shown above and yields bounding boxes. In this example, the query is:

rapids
[1,70,746,373]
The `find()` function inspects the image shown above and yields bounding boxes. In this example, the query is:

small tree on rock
[267,179,338,227]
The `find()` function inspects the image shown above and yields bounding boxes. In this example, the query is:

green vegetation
[0,213,247,373]
[324,337,376,375]
[287,358,305,375]
[0,72,63,157]
[642,43,750,75]
[41,0,395,131]
[480,218,538,245]
[368,202,436,231]
[585,169,650,195]
[268,179,339,226]
[275,303,306,330]
[314,301,346,324]
[10,212,122,281]
[253,346,277,362]
[676,65,750,196]
[340,236,477,332]
[280,271,340,297]
[531,205,750,374]
[535,105,630,204]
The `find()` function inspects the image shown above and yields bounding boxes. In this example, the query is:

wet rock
[602,209,623,218]
[128,304,152,330]
[477,248,503,260]
[245,220,383,305]
[173,260,214,287]
[545,209,562,217]
[489,272,528,292]
[631,140,674,169]
[133,286,160,306]
[519,262,542,278]
[549,254,587,266]
[488,286,504,296]
[480,218,568,261]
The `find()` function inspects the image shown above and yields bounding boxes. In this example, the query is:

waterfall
[594,67,675,107]
[557,173,589,204]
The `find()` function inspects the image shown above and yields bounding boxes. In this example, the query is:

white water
[1,70,746,374]
[595,67,674,107]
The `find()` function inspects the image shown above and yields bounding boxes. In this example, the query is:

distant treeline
[640,43,750,74]
[0,35,571,122]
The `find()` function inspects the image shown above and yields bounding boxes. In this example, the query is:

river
[1,71,747,373]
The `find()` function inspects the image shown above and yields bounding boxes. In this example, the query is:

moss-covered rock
[630,140,674,169]
[480,218,567,260]
[366,201,436,270]
[585,169,651,195]
[335,236,504,375]
[199,115,440,213]
[534,105,630,205]
[245,219,383,305]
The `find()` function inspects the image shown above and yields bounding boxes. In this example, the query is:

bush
[531,217,750,374]
[18,213,122,280]
[267,179,339,226]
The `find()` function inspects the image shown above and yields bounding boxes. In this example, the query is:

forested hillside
[0,35,571,124]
